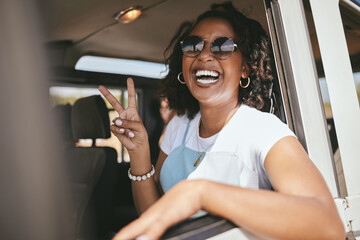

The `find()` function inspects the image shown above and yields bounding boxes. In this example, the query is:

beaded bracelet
[128,165,155,181]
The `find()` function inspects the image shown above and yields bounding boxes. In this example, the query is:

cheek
[224,65,242,84]
[182,57,192,80]
[225,57,244,82]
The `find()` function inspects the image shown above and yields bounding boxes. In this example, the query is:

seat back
[69,95,117,239]
[52,104,75,148]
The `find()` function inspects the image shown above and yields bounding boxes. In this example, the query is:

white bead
[128,165,155,182]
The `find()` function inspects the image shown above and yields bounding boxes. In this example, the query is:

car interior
[1,0,358,239]
[44,0,360,238]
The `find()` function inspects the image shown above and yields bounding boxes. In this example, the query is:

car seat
[69,95,117,239]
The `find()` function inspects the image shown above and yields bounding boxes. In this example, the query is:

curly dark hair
[159,2,275,119]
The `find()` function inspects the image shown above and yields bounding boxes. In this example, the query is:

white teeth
[197,79,218,84]
[195,70,219,78]
[195,70,219,85]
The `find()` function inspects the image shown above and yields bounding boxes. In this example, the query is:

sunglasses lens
[211,37,236,59]
[181,36,204,57]
[181,36,236,59]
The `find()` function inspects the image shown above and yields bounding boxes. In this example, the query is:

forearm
[129,144,161,214]
[200,180,344,240]
[99,81,162,215]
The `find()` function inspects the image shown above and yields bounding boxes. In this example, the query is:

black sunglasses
[180,36,238,60]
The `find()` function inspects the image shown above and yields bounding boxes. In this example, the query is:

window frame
[265,0,360,236]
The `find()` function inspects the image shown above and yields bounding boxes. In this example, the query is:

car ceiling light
[71,0,170,46]
[115,6,142,24]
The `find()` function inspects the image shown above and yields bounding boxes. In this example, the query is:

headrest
[52,104,74,141]
[71,95,110,140]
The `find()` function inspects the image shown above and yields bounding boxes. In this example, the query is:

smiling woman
[161,9,274,120]
[2,0,360,239]
[97,2,345,240]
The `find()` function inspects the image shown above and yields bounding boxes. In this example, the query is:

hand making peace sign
[99,78,148,152]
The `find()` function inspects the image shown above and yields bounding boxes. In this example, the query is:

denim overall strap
[181,119,191,146]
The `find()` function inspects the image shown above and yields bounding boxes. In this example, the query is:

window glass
[50,86,139,163]
[350,0,360,7]
[75,56,168,79]
[303,0,360,197]
[339,2,360,104]
[319,72,360,119]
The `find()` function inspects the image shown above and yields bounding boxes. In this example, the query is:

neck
[199,100,240,138]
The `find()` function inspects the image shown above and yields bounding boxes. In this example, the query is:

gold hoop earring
[240,77,250,88]
[177,72,186,84]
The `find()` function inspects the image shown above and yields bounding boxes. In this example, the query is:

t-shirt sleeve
[160,115,178,155]
[256,114,296,166]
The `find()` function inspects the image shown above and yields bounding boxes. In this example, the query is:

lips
[195,70,220,85]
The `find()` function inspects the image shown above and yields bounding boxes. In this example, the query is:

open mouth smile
[195,70,220,85]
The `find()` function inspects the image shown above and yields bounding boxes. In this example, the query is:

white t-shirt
[160,104,296,190]
[161,110,217,154]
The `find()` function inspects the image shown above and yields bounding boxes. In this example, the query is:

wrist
[128,146,151,175]
[127,137,149,155]
[128,164,155,181]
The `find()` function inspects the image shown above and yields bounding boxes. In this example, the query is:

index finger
[127,78,137,108]
[98,85,124,113]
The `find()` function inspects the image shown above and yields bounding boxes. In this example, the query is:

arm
[130,149,167,213]
[113,136,345,240]
[99,78,164,214]
[202,136,344,239]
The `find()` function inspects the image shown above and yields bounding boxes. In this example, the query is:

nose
[197,42,214,62]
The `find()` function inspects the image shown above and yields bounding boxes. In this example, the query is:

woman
[99,2,344,239]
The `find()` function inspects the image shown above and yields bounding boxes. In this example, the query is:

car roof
[42,0,360,72]
[42,0,268,66]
